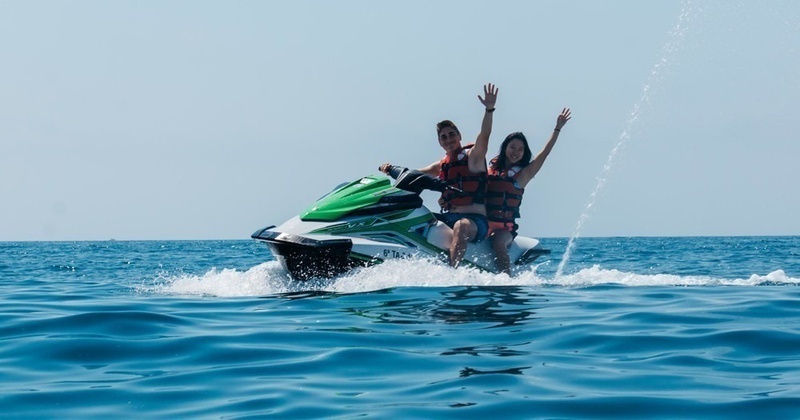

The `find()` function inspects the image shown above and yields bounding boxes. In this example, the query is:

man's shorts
[438,212,489,243]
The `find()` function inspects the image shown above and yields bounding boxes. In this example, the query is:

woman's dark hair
[491,132,532,170]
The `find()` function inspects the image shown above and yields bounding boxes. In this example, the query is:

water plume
[556,1,695,278]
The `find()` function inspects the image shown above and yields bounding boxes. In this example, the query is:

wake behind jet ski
[252,166,550,280]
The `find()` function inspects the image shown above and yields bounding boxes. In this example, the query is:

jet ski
[251,165,550,280]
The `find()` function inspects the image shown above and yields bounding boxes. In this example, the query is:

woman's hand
[555,108,572,130]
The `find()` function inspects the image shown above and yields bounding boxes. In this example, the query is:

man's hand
[478,83,498,110]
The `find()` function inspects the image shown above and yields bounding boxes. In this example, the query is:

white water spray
[555,1,695,278]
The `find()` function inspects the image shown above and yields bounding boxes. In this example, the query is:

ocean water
[1,236,799,418]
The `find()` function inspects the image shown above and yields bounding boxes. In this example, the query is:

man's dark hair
[436,120,460,136]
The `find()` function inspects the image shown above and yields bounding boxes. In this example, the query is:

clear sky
[2,0,799,241]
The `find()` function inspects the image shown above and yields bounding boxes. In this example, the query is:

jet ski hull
[252,226,369,280]
[252,216,551,281]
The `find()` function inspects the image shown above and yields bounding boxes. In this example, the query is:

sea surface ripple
[1,237,799,418]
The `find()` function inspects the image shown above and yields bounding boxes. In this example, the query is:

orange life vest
[437,144,486,211]
[486,161,524,230]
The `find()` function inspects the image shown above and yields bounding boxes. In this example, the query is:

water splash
[143,259,550,296]
[555,1,695,278]
[140,259,799,297]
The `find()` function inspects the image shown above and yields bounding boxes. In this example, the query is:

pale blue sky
[2,0,798,241]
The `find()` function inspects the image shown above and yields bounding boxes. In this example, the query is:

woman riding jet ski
[251,166,550,280]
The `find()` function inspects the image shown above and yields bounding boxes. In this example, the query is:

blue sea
[2,236,799,418]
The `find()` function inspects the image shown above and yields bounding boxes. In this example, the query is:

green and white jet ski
[252,165,550,280]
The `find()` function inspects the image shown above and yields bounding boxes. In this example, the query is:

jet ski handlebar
[380,165,462,194]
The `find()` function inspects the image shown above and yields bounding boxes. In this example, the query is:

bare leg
[490,230,513,274]
[450,218,477,268]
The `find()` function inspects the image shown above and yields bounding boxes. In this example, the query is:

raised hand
[556,108,571,130]
[478,83,498,110]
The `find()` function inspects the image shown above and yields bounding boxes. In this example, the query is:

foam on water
[559,266,797,287]
[142,263,292,297]
[147,259,800,298]
[147,259,543,296]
